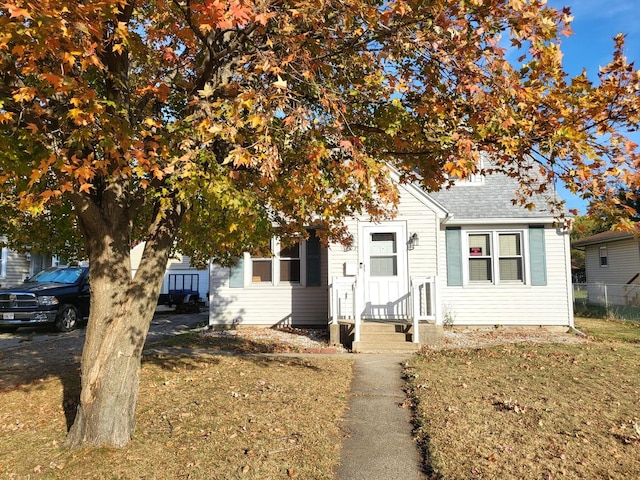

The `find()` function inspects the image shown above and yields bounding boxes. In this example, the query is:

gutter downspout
[563,222,575,329]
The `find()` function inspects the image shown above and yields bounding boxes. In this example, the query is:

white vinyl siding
[210,174,573,329]
[0,246,6,279]
[327,185,440,283]
[439,225,571,326]
[210,235,328,326]
[2,248,30,285]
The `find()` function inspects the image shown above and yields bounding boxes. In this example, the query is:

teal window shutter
[445,227,463,286]
[529,226,547,286]
[306,229,321,286]
[229,258,244,288]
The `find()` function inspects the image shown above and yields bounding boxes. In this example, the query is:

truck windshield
[30,267,85,284]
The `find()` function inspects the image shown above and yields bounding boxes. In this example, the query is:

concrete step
[355,322,418,352]
[352,340,421,354]
[359,331,412,343]
[332,321,443,352]
[359,322,412,333]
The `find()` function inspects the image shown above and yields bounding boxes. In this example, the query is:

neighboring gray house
[572,231,640,306]
[209,166,574,350]
[572,231,639,285]
[0,237,57,287]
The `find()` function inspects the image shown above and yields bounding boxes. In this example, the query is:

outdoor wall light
[408,232,419,250]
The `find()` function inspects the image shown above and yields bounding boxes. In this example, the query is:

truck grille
[0,293,38,309]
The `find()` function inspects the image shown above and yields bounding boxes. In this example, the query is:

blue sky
[545,0,640,213]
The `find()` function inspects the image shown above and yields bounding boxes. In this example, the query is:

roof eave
[441,216,557,226]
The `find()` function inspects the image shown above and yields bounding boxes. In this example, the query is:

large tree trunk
[65,185,182,447]
[65,260,159,446]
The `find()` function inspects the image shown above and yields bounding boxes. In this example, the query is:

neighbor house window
[467,231,524,284]
[599,246,608,267]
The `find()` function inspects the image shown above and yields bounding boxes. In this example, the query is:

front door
[361,224,408,319]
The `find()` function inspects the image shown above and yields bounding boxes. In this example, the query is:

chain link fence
[573,283,640,321]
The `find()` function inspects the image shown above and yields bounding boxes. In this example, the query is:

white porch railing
[410,276,437,344]
[330,275,437,344]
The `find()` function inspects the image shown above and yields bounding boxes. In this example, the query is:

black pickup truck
[0,265,90,333]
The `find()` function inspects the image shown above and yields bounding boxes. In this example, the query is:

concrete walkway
[336,354,427,480]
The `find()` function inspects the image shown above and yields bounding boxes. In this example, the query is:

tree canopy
[1,0,640,447]
[1,0,639,259]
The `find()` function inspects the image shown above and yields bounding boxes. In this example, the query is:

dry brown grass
[406,318,640,479]
[0,351,352,479]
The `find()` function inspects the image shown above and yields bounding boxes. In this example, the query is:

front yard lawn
[406,318,640,479]
[0,352,352,479]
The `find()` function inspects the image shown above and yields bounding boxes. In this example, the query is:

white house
[209,167,574,350]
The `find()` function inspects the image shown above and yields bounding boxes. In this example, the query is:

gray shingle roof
[428,173,556,219]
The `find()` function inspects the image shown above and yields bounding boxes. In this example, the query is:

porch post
[411,278,420,344]
[353,278,361,343]
[330,276,338,325]
[432,278,440,325]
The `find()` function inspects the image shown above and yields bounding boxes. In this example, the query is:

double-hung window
[599,246,608,267]
[251,241,274,283]
[499,233,523,281]
[468,233,492,281]
[467,231,524,284]
[279,243,301,283]
[250,239,304,285]
[231,230,321,288]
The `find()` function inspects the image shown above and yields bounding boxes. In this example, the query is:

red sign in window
[469,247,483,256]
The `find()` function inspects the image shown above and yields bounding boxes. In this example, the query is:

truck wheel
[55,305,79,332]
[188,298,200,313]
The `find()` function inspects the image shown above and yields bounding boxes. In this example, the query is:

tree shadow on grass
[0,328,330,432]
[0,342,82,429]
[147,327,330,355]
[143,332,327,372]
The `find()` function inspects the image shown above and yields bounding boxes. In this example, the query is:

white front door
[361,224,408,319]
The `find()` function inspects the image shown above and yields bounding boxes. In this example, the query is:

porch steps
[351,322,422,353]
